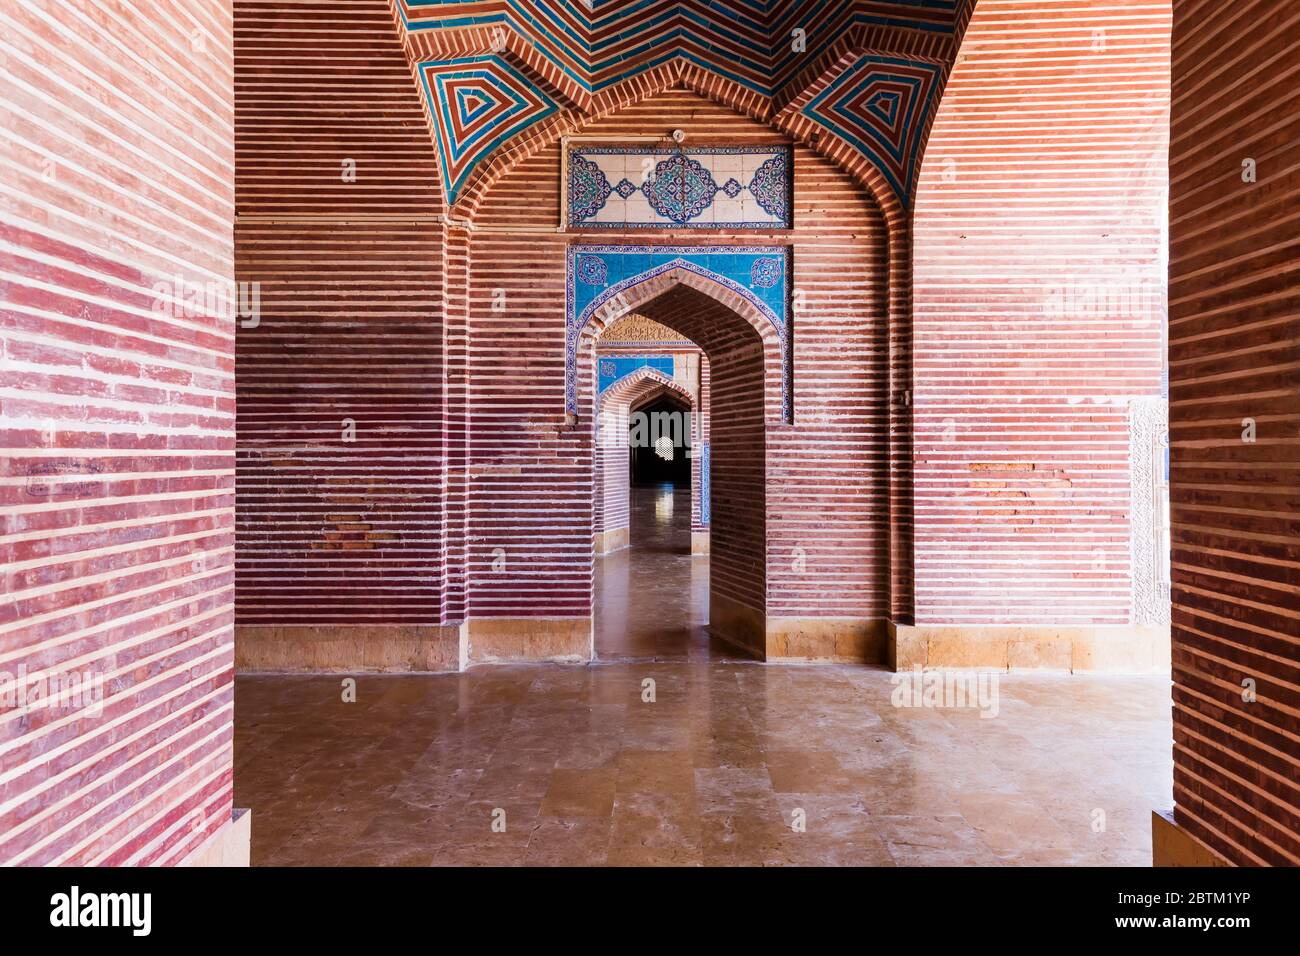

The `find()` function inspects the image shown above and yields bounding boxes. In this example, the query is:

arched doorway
[629,391,691,493]
[456,86,893,668]
[577,269,783,660]
[593,364,701,556]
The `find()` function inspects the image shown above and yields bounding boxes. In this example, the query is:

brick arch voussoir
[575,268,782,428]
[601,367,695,417]
[582,267,781,356]
[630,380,694,415]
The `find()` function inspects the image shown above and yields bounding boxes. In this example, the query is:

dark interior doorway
[630,393,691,488]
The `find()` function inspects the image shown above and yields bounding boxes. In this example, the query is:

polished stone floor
[234,486,1173,866]
[593,481,723,661]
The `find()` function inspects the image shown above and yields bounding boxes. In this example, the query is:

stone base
[709,593,765,659]
[891,624,1170,673]
[691,531,710,555]
[767,617,890,663]
[1152,810,1232,866]
[709,604,892,664]
[466,617,592,664]
[236,624,464,673]
[181,809,251,867]
[594,526,630,555]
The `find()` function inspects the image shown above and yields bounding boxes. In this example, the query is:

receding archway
[594,365,700,556]
[578,273,781,659]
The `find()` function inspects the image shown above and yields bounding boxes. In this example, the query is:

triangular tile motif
[454,87,495,126]
[800,54,945,203]
[866,90,900,126]
[418,56,560,205]
[398,0,960,98]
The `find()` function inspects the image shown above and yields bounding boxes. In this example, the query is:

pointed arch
[568,254,789,424]
[575,262,784,348]
[600,365,695,412]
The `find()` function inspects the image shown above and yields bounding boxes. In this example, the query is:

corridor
[7,0,1294,877]
[594,485,728,661]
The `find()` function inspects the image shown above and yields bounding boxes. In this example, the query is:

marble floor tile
[234,488,1172,867]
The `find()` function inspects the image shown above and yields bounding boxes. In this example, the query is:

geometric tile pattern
[397,2,964,209]
[599,355,675,393]
[569,147,792,229]
[800,54,945,200]
[397,1,959,97]
[417,55,559,203]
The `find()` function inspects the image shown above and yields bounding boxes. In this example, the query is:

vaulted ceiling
[391,0,977,215]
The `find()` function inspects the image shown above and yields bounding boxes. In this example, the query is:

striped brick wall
[912,0,1171,626]
[696,307,769,631]
[772,149,889,621]
[1,0,236,864]
[233,1,451,638]
[465,219,594,619]
[1167,0,1299,866]
[234,224,445,625]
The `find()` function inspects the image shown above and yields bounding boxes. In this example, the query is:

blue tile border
[566,245,791,423]
[598,355,675,393]
[699,442,711,527]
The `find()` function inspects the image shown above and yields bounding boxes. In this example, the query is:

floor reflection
[234,665,1171,866]
[232,484,1172,867]
[594,484,734,661]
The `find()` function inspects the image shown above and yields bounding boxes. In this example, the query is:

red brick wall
[695,305,769,620]
[1168,0,1299,866]
[912,0,1170,625]
[233,0,449,627]
[1,0,236,864]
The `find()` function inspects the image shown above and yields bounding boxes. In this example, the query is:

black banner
[0,865,1282,942]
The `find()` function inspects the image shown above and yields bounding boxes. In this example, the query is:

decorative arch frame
[567,246,791,422]
[441,60,907,228]
[413,7,985,627]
